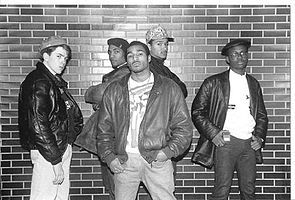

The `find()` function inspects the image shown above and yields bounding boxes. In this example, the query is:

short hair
[128,41,150,56]
[107,38,129,56]
[39,44,72,64]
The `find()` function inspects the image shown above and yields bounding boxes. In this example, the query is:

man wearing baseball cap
[191,39,268,199]
[146,24,188,185]
[18,35,83,199]
[146,24,187,98]
[75,38,130,200]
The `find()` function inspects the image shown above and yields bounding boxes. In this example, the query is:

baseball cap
[146,24,174,43]
[221,39,251,56]
[39,35,68,52]
[107,38,129,55]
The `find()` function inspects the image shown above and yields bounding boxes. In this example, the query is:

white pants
[30,144,72,200]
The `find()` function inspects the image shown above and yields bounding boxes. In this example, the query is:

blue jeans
[114,153,176,200]
[211,136,256,200]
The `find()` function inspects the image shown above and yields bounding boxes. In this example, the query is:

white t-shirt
[126,73,154,154]
[223,70,256,140]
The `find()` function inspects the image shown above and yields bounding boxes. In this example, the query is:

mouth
[132,62,141,66]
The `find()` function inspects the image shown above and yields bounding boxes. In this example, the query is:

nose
[61,57,67,65]
[133,54,139,60]
[162,43,168,51]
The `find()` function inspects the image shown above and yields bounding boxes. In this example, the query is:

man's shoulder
[103,65,130,81]
[22,68,51,86]
[156,73,179,89]
[206,70,228,80]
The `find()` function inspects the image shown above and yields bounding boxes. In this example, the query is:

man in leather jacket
[146,24,188,184]
[191,39,268,200]
[75,38,130,200]
[146,24,187,98]
[96,41,193,200]
[18,35,83,200]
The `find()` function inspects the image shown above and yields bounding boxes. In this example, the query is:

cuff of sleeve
[51,157,62,165]
[104,153,116,167]
[162,146,175,159]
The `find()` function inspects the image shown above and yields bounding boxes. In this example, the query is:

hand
[212,130,228,147]
[109,158,125,174]
[92,104,100,111]
[155,150,168,162]
[52,162,64,185]
[251,135,263,151]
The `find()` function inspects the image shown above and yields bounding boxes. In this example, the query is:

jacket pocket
[152,159,171,169]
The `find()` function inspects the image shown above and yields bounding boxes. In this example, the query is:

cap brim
[168,37,174,42]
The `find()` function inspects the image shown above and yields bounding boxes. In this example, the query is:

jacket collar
[151,56,165,66]
[36,62,68,88]
[220,70,230,106]
[119,69,162,92]
[246,74,257,116]
[220,69,256,114]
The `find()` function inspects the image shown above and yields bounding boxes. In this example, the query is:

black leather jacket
[191,70,268,169]
[150,56,188,98]
[18,62,83,165]
[96,72,193,166]
[75,64,130,154]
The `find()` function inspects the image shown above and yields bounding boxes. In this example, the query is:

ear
[43,52,49,62]
[225,56,230,64]
[147,43,152,50]
[148,54,151,63]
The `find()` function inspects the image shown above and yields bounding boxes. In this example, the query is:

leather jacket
[84,64,130,105]
[191,70,268,169]
[96,72,193,166]
[150,56,188,98]
[18,62,83,165]
[75,63,130,154]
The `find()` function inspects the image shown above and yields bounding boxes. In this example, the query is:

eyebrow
[55,52,68,58]
[127,49,145,54]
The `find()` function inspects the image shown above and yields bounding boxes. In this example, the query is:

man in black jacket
[146,24,188,98]
[18,35,83,200]
[75,38,130,200]
[191,39,268,200]
[146,24,188,184]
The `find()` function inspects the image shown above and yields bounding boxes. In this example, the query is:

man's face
[148,38,169,60]
[43,46,68,75]
[226,45,249,74]
[127,45,150,74]
[108,44,126,69]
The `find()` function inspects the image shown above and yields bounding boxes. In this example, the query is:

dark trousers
[211,136,256,200]
[101,162,115,200]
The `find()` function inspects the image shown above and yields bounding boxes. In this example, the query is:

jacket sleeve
[162,84,193,158]
[67,100,84,144]
[191,79,221,141]
[170,72,188,98]
[165,68,188,98]
[254,85,268,147]
[32,80,62,165]
[95,89,116,166]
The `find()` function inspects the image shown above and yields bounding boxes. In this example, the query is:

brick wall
[0,4,290,200]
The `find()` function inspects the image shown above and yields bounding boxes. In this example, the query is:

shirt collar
[229,69,246,78]
[116,62,127,69]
